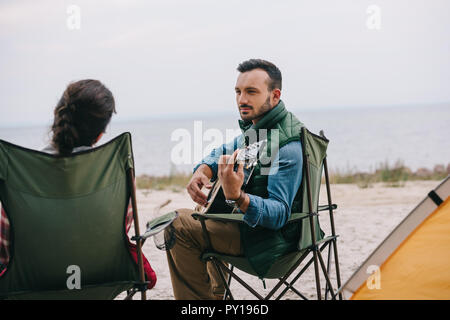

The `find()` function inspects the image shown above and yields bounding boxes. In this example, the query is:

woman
[0,80,156,289]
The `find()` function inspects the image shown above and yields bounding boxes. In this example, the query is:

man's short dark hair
[237,59,282,91]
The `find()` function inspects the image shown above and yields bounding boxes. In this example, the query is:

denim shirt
[193,135,303,230]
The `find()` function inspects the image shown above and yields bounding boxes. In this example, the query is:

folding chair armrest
[131,233,151,242]
[286,212,312,223]
[138,232,153,241]
[192,212,246,224]
[318,204,337,211]
[134,211,179,241]
[192,211,312,225]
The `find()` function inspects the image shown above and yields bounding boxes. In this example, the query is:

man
[166,59,305,299]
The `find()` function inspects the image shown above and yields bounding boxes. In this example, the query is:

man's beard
[240,96,272,121]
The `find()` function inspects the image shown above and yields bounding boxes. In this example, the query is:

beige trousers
[166,208,243,300]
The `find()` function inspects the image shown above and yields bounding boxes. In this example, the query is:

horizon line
[0,101,449,129]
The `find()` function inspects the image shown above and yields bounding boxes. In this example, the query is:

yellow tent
[342,176,450,300]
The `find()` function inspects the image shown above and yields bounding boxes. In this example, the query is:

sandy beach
[119,180,440,300]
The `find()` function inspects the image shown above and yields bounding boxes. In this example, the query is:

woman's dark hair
[51,79,116,156]
[237,59,282,91]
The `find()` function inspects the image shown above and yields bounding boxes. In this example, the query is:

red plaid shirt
[0,206,10,272]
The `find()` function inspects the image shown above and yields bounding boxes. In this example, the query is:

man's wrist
[236,190,246,207]
[227,190,245,205]
[197,163,213,180]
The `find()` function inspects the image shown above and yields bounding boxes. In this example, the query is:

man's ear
[272,88,281,105]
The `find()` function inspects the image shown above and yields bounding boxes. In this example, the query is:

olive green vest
[238,100,306,278]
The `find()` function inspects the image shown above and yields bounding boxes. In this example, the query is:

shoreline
[135,163,449,191]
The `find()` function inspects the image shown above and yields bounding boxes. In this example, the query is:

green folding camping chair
[0,132,149,300]
[192,127,343,300]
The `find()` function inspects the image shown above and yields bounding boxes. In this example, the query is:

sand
[118,180,439,300]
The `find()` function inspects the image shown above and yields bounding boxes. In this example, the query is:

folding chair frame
[194,129,343,300]
[125,168,148,300]
[0,134,149,300]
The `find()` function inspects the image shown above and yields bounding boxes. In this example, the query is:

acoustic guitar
[195,139,267,214]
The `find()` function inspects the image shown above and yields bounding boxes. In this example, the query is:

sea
[0,104,449,177]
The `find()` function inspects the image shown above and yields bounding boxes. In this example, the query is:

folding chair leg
[124,288,138,300]
[274,242,329,300]
[278,279,308,300]
[325,243,333,300]
[316,250,336,300]
[323,157,343,300]
[332,239,343,300]
[211,258,234,300]
[215,260,264,300]
[311,248,322,299]
[223,266,234,300]
[265,249,310,300]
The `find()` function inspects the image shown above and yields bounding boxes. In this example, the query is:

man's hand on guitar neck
[218,150,243,200]
[187,164,213,207]
[218,150,250,213]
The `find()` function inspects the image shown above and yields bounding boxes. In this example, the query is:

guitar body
[204,180,233,214]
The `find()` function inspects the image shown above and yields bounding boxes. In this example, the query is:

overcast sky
[0,0,449,127]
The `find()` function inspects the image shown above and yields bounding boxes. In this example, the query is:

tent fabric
[351,197,450,300]
[344,176,450,300]
[0,133,141,299]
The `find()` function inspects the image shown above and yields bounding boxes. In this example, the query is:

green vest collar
[238,100,288,133]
